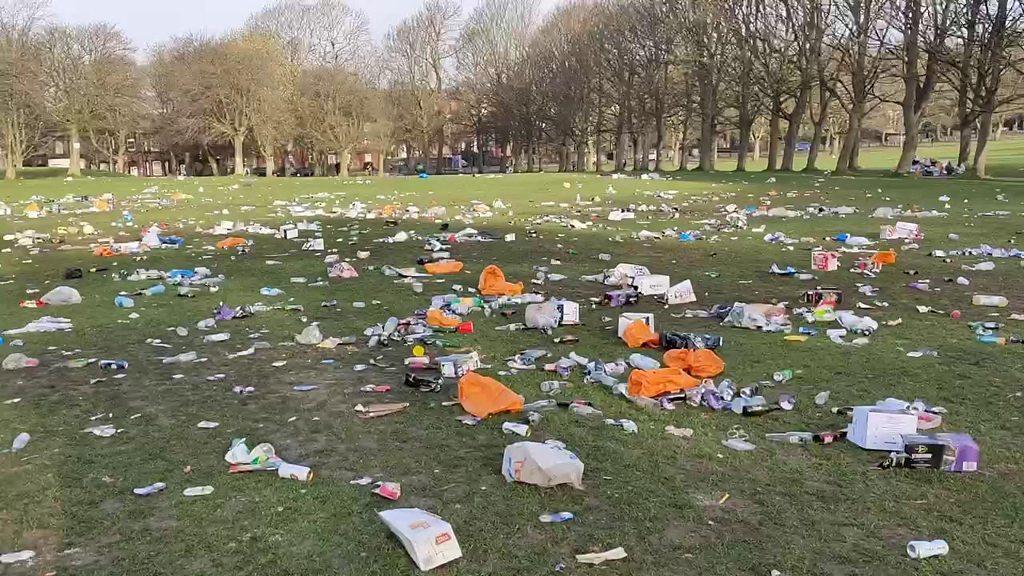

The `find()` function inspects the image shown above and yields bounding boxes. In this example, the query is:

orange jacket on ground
[627,368,700,398]
[458,372,524,418]
[663,348,725,378]
[426,308,462,328]
[478,264,523,296]
[424,260,465,274]
[622,320,660,348]
[216,237,246,249]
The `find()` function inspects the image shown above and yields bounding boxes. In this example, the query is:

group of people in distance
[911,156,966,177]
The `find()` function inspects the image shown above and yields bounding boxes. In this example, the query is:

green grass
[1,140,1023,576]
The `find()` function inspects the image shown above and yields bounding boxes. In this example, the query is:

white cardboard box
[556,300,580,325]
[849,406,918,450]
[617,313,654,338]
[632,274,670,295]
[665,280,696,304]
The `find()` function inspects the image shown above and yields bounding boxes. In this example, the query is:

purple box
[900,433,979,473]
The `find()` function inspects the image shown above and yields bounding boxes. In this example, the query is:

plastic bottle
[977,335,1006,345]
[972,295,1008,307]
[765,432,813,444]
[538,512,575,523]
[628,353,660,370]
[11,432,30,452]
[144,284,166,296]
[114,295,135,308]
[99,360,128,370]
[203,332,231,343]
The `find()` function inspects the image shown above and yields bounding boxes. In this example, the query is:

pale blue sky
[49,0,563,56]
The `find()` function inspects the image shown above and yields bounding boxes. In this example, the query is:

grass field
[1,140,1023,576]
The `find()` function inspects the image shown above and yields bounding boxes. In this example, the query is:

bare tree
[296,67,370,177]
[0,0,49,179]
[87,59,144,173]
[41,23,134,176]
[892,0,955,172]
[384,0,459,173]
[246,0,370,70]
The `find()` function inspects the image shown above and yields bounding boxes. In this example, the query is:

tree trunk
[831,135,840,158]
[971,110,993,178]
[697,74,716,172]
[958,127,972,165]
[781,87,810,171]
[339,148,351,177]
[766,112,781,171]
[206,146,219,176]
[169,151,177,177]
[264,147,276,177]
[435,127,444,173]
[68,125,82,176]
[835,109,861,174]
[232,132,245,175]
[184,151,192,176]
[614,114,627,171]
[575,141,586,173]
[752,135,761,161]
[805,119,825,171]
[736,117,751,172]
[4,148,15,180]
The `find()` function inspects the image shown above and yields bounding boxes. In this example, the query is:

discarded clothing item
[478,264,523,296]
[378,508,463,571]
[458,372,524,418]
[501,440,584,488]
[424,260,464,274]
[627,368,699,398]
[663,349,725,378]
[621,319,660,348]
[4,316,73,334]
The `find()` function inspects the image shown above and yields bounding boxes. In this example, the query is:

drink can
[773,369,793,382]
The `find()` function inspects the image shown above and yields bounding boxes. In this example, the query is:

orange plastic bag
[627,368,700,398]
[872,250,896,266]
[216,237,247,249]
[426,308,462,328]
[478,264,523,296]
[458,372,524,418]
[622,320,660,348]
[92,246,115,257]
[663,349,725,378]
[425,260,465,274]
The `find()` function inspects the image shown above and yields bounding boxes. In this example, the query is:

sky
[49,0,564,57]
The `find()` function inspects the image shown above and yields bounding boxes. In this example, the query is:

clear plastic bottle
[972,295,1008,307]
[765,432,813,444]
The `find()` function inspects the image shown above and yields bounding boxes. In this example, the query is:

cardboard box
[555,300,580,325]
[900,432,979,472]
[849,406,918,450]
[617,313,654,338]
[632,274,670,296]
[811,251,840,271]
[438,352,480,378]
[280,225,298,239]
[665,280,696,305]
[881,221,922,240]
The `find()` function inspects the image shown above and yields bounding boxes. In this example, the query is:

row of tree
[1,0,1023,180]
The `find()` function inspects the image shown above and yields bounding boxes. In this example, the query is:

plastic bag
[427,308,462,329]
[627,368,699,398]
[621,319,660,348]
[478,264,523,296]
[378,508,462,571]
[663,349,725,378]
[501,441,584,488]
[525,302,559,330]
[458,372,524,418]
[424,260,464,274]
[40,286,81,306]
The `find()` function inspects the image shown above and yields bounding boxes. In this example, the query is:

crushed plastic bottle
[11,432,30,452]
[972,295,1008,307]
